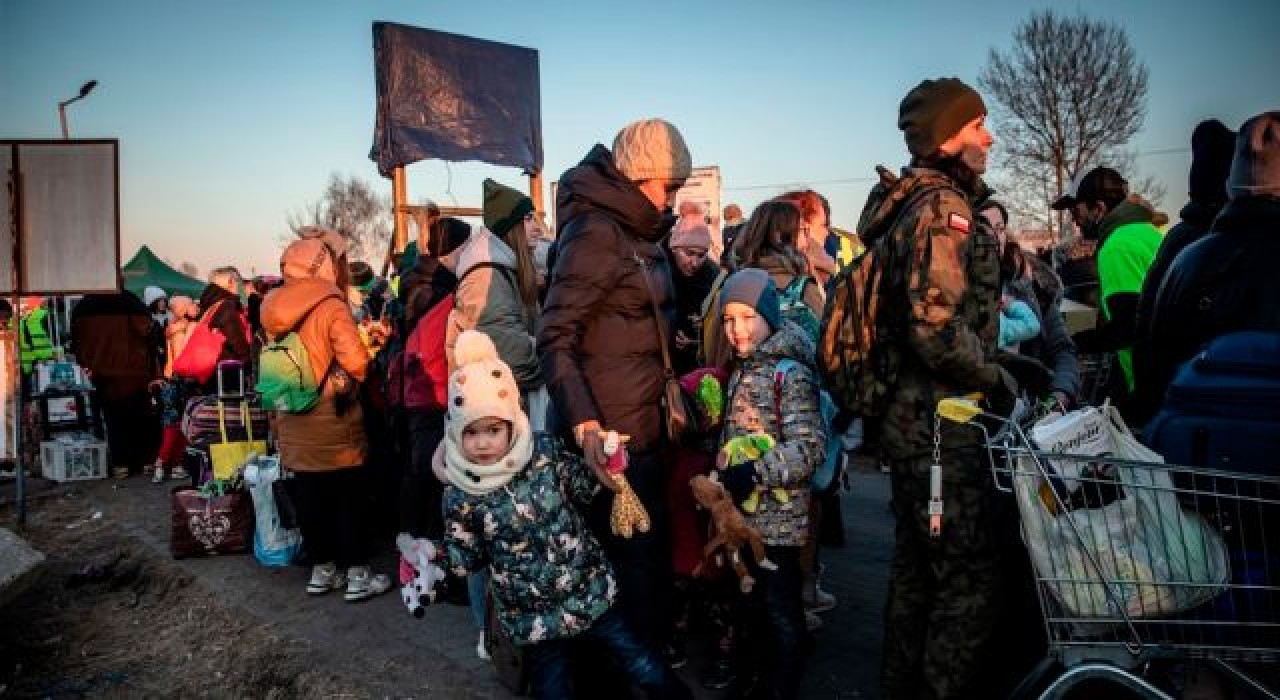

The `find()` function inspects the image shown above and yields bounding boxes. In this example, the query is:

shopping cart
[934,398,1280,700]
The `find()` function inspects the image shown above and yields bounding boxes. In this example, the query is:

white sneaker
[152,467,165,484]
[344,566,392,602]
[476,631,490,660]
[803,583,837,613]
[306,563,347,596]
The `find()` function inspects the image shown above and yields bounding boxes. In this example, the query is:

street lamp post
[57,80,98,138]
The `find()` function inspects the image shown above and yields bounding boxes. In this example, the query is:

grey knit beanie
[719,268,781,331]
[1228,111,1280,199]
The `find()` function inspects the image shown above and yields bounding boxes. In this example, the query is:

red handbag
[172,301,228,384]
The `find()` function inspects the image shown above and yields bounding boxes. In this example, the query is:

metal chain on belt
[928,412,944,538]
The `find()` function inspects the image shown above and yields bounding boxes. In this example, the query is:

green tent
[121,245,207,300]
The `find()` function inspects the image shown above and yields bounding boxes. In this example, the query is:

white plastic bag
[243,456,302,567]
[1015,404,1229,618]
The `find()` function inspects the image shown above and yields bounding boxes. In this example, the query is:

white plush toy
[396,533,447,618]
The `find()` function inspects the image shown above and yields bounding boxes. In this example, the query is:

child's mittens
[720,460,761,507]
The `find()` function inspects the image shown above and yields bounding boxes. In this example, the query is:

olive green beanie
[482,178,534,240]
[898,78,987,158]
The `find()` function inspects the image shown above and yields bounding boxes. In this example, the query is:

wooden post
[392,165,409,254]
[528,171,544,215]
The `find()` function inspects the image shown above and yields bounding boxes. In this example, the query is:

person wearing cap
[538,117,692,650]
[862,77,1018,700]
[1052,166,1162,401]
[717,268,825,698]
[443,179,542,396]
[667,218,719,375]
[1131,119,1236,421]
[1144,111,1280,418]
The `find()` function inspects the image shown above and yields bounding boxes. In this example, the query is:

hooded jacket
[260,278,369,471]
[722,321,825,546]
[446,228,541,391]
[858,166,1011,459]
[1087,197,1163,392]
[1140,196,1280,418]
[442,434,615,646]
[538,145,677,452]
[1003,255,1081,403]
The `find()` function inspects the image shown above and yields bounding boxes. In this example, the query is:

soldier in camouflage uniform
[856,78,1019,700]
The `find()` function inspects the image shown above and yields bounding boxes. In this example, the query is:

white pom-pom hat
[441,330,533,495]
[448,330,523,432]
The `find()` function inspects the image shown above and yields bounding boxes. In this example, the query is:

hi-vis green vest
[20,307,55,373]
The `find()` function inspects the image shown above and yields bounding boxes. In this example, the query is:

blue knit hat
[720,268,781,330]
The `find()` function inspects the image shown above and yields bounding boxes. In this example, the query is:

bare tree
[287,174,393,261]
[980,11,1153,232]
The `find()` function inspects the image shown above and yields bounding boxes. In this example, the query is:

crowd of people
[15,73,1280,699]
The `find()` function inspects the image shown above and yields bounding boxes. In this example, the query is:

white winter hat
[442,331,533,495]
[612,118,693,182]
[143,286,168,307]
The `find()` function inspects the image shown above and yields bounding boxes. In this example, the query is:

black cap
[1051,166,1129,210]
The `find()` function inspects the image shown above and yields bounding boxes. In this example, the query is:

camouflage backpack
[818,167,955,418]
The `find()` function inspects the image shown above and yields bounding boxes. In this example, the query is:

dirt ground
[0,480,503,700]
[0,471,894,700]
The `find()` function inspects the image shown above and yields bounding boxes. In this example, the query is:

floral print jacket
[443,435,616,646]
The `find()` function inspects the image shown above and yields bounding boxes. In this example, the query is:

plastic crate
[40,438,108,482]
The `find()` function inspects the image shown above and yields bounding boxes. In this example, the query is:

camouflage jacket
[722,321,826,546]
[443,435,616,646]
[860,167,1010,460]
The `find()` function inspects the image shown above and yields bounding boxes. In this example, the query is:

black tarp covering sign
[369,22,543,177]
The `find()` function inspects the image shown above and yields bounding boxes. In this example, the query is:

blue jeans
[524,608,690,700]
[468,570,488,631]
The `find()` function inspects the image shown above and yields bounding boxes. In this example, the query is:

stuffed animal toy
[604,431,650,538]
[689,474,776,593]
[396,533,446,618]
[679,367,728,433]
[718,433,790,514]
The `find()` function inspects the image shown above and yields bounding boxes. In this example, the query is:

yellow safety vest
[20,307,55,373]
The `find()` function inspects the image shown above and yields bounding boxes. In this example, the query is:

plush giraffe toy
[604,431,650,538]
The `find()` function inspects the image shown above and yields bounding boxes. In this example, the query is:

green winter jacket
[443,435,614,646]
[1094,200,1162,392]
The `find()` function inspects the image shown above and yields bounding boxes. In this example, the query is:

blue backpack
[773,358,845,494]
[1145,331,1280,473]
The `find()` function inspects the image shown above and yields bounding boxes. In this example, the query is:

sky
[2,0,1277,277]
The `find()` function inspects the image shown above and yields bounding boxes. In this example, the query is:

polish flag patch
[947,213,971,233]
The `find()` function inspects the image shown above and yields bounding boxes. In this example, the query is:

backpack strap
[772,358,799,426]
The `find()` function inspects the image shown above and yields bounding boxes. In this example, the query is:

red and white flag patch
[947,213,971,234]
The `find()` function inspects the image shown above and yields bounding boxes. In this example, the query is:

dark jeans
[587,449,671,648]
[525,608,690,700]
[294,466,372,569]
[400,409,446,539]
[98,378,159,470]
[733,545,807,700]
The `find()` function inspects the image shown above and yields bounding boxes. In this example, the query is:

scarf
[440,412,535,496]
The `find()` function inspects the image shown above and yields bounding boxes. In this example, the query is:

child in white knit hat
[438,330,690,700]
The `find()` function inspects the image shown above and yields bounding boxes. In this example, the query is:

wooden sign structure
[2,139,122,523]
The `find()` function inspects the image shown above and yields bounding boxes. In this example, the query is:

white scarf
[440,412,534,496]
